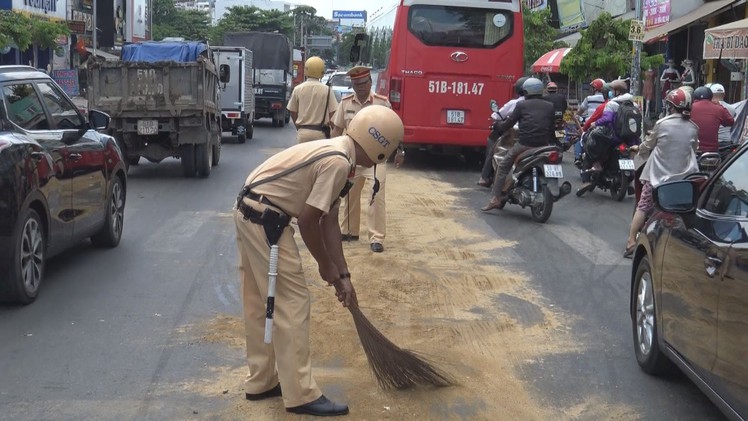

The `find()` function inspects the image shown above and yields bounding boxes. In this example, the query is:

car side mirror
[654,180,699,213]
[219,64,230,83]
[89,109,111,130]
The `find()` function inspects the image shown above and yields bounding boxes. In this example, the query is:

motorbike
[491,143,572,223]
[584,142,636,202]
[696,142,739,173]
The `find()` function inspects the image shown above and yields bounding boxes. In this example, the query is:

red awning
[531,48,572,74]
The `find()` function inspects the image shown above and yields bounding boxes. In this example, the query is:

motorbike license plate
[137,120,158,135]
[447,110,465,124]
[618,159,635,170]
[544,164,563,178]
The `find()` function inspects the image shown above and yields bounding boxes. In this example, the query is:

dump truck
[224,32,293,127]
[87,41,228,177]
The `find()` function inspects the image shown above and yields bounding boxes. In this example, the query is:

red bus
[364,0,523,157]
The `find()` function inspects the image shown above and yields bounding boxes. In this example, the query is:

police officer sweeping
[331,66,404,253]
[234,104,403,416]
[287,56,338,143]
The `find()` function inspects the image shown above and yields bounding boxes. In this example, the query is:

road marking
[545,224,626,266]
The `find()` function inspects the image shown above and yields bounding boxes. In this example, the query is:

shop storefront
[0,0,67,68]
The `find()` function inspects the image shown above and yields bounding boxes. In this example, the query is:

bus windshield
[407,6,513,48]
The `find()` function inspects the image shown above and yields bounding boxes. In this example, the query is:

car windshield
[329,74,351,88]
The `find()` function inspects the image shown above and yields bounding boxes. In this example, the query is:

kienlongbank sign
[11,0,67,20]
[704,30,748,60]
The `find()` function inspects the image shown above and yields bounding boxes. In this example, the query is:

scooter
[492,144,572,223]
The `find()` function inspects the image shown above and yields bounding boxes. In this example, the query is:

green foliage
[210,6,294,44]
[0,11,69,54]
[523,8,565,73]
[152,0,213,42]
[560,12,632,81]
[641,53,665,71]
[29,17,70,50]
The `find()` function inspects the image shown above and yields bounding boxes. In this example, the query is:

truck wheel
[180,144,197,177]
[237,132,247,144]
[196,143,212,177]
[284,111,290,125]
[247,123,254,140]
[212,133,221,166]
[271,118,279,127]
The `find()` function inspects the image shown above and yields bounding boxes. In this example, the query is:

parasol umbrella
[531,48,572,74]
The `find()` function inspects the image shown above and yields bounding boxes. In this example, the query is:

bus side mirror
[219,64,230,83]
[350,33,368,64]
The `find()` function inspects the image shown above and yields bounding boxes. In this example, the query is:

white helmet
[710,83,725,94]
[348,105,404,164]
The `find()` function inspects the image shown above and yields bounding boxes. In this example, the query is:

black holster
[236,189,290,246]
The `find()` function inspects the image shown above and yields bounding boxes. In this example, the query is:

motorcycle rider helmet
[546,82,558,92]
[514,77,529,96]
[590,78,605,91]
[666,88,692,111]
[710,83,726,94]
[522,77,544,97]
[679,85,694,96]
[693,86,713,101]
[304,56,325,79]
[347,105,404,165]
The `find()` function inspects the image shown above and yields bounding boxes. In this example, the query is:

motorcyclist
[576,82,611,167]
[690,86,734,153]
[577,79,606,121]
[577,79,639,196]
[482,77,555,211]
[543,82,568,126]
[477,76,527,187]
[708,83,737,144]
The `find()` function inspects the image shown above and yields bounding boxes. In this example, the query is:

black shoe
[370,243,384,253]
[341,234,359,241]
[286,395,349,416]
[245,383,282,401]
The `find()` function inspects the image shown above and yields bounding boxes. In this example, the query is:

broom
[344,301,455,390]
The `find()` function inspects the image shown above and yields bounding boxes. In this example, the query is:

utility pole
[93,0,97,53]
[630,0,643,96]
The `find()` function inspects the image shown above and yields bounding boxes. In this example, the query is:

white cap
[710,83,725,94]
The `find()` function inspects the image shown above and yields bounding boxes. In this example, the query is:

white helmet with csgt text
[347,105,404,164]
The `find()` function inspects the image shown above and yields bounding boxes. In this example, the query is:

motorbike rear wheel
[610,173,628,202]
[530,184,554,223]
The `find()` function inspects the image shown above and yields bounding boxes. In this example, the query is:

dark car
[630,145,748,420]
[0,66,127,304]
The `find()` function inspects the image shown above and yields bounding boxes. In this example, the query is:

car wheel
[196,142,212,177]
[1,209,45,304]
[180,144,196,177]
[632,255,673,374]
[91,177,125,248]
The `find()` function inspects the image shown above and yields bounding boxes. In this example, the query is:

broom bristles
[348,305,454,390]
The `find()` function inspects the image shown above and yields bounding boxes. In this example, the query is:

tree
[560,12,632,82]
[152,0,212,41]
[523,8,567,73]
[0,11,32,52]
[211,6,294,44]
[29,18,70,68]
[0,12,68,68]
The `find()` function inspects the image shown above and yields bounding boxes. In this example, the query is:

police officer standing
[234,105,403,416]
[287,56,338,143]
[331,66,405,253]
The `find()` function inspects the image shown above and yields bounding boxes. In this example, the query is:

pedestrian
[234,104,403,416]
[690,86,734,153]
[287,56,338,143]
[331,66,405,253]
[624,88,699,258]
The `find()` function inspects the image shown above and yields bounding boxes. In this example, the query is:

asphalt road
[0,121,726,420]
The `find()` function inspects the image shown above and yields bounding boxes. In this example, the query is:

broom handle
[264,244,280,344]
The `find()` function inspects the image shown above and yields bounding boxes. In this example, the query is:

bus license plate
[618,159,635,170]
[544,164,563,178]
[447,110,465,124]
[137,120,158,135]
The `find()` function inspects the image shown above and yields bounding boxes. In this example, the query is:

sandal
[476,178,492,188]
[623,244,636,259]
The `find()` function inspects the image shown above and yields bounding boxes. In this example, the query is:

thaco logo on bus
[428,81,485,96]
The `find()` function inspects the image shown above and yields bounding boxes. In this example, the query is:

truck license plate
[618,159,635,170]
[544,164,563,178]
[253,88,264,95]
[447,110,465,124]
[137,120,158,135]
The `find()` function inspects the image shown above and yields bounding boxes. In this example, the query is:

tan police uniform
[287,77,338,143]
[233,137,355,408]
[331,76,391,246]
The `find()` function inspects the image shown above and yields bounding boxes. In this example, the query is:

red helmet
[590,78,605,91]
[666,88,692,110]
[546,82,558,92]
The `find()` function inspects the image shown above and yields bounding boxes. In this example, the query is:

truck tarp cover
[122,41,208,63]
[224,32,292,72]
